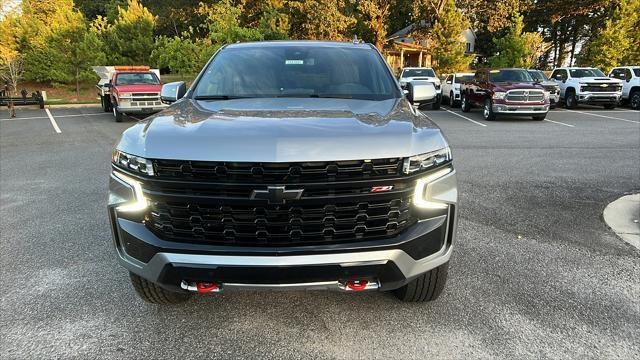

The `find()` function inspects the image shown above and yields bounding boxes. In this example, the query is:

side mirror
[407,81,436,104]
[161,81,187,104]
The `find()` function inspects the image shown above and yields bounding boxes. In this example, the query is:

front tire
[483,98,496,121]
[449,92,456,107]
[393,262,449,302]
[129,272,192,304]
[461,94,471,112]
[565,90,577,109]
[113,103,123,122]
[101,95,111,112]
[630,91,640,110]
[533,114,546,121]
[432,96,441,110]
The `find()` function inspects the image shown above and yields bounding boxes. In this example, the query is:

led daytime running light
[413,167,453,209]
[113,171,148,212]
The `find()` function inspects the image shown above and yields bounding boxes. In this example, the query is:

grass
[16,73,198,105]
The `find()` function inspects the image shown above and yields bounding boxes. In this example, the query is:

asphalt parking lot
[1,105,639,359]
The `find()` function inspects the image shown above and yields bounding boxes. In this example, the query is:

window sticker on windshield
[285,59,304,65]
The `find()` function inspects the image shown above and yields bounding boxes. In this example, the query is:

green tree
[577,0,639,70]
[357,0,394,50]
[151,31,212,76]
[288,0,356,40]
[489,15,543,68]
[49,22,106,98]
[430,0,474,73]
[100,0,156,65]
[198,0,264,45]
[258,0,290,40]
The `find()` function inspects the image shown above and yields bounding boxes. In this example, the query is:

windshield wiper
[194,95,251,100]
[276,94,354,99]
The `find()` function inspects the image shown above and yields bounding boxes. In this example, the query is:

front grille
[581,84,622,92]
[153,158,402,183]
[146,194,415,246]
[137,157,430,246]
[132,92,161,102]
[505,90,545,102]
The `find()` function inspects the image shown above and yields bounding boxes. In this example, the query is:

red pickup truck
[93,66,168,122]
[460,68,550,121]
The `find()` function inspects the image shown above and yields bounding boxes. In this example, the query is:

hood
[492,82,544,91]
[117,98,448,162]
[537,80,558,87]
[114,84,162,93]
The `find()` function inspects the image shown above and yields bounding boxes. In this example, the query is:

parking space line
[0,112,106,121]
[45,109,62,133]
[543,118,575,127]
[442,108,488,127]
[565,109,640,124]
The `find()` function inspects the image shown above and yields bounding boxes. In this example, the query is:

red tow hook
[196,282,219,293]
[346,280,368,291]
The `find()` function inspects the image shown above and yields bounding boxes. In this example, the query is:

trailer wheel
[101,95,112,112]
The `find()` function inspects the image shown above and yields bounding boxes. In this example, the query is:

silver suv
[108,41,458,304]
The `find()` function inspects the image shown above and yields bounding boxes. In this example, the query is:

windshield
[402,68,436,78]
[569,68,606,78]
[115,73,159,85]
[527,70,548,82]
[488,69,533,82]
[193,45,400,101]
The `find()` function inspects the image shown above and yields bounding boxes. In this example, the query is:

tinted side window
[446,75,453,83]
[625,69,632,80]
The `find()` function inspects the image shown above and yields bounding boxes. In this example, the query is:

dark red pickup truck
[460,68,550,121]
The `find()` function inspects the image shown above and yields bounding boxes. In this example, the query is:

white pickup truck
[550,67,623,109]
[608,66,640,110]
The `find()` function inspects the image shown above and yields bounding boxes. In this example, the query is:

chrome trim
[492,104,549,114]
[179,280,381,292]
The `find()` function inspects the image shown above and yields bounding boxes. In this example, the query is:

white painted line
[0,112,106,121]
[45,109,62,133]
[565,109,640,124]
[442,108,487,127]
[543,118,575,127]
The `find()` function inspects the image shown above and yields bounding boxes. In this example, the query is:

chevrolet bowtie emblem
[251,186,304,204]
[600,83,608,87]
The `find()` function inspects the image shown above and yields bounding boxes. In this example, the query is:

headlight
[413,167,456,209]
[111,171,147,212]
[119,92,132,98]
[403,148,451,174]
[492,92,506,100]
[112,149,154,176]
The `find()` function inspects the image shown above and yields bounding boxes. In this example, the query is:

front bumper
[576,92,621,104]
[492,102,549,115]
[108,170,458,293]
[116,104,168,114]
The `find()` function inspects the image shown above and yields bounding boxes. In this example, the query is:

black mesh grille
[146,195,414,246]
[141,157,419,246]
[152,158,402,183]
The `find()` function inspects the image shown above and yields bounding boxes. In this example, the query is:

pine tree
[489,15,543,68]
[100,0,156,65]
[579,0,639,70]
[430,0,475,74]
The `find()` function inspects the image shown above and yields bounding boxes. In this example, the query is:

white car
[608,66,640,110]
[550,67,623,109]
[399,67,441,109]
[442,73,474,107]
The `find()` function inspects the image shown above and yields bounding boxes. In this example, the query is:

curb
[47,103,101,109]
[603,193,640,250]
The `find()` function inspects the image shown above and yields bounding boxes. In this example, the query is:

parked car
[442,73,474,107]
[108,41,458,304]
[460,68,550,121]
[609,66,640,110]
[550,67,622,109]
[398,67,442,109]
[527,70,560,108]
[93,66,168,122]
